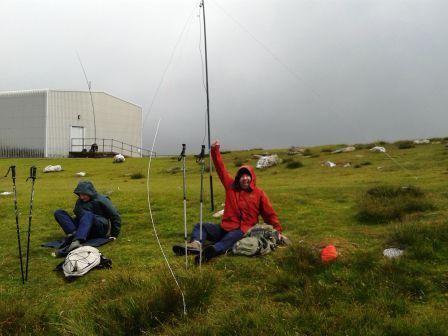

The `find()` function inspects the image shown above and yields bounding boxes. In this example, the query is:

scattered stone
[370,146,386,153]
[413,139,430,145]
[256,155,279,169]
[324,161,336,168]
[43,165,62,173]
[383,248,404,259]
[113,154,125,163]
[332,146,356,154]
[287,147,306,155]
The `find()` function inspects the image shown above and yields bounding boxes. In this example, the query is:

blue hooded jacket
[73,181,121,237]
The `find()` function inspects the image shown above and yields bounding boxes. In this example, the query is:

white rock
[383,248,404,258]
[256,155,279,169]
[413,139,430,144]
[324,161,336,168]
[113,154,125,163]
[43,165,62,173]
[332,146,356,154]
[370,146,386,153]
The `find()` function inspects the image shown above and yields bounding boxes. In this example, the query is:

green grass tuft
[388,221,448,260]
[395,140,415,149]
[357,185,434,223]
[130,172,145,179]
[0,299,49,335]
[58,269,218,335]
[285,160,304,169]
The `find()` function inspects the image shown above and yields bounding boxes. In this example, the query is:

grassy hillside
[0,141,447,335]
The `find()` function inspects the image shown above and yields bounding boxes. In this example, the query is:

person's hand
[212,139,220,147]
[278,233,292,245]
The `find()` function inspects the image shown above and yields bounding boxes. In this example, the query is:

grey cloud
[1,0,447,154]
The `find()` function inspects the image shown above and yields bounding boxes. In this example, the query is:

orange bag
[321,244,338,263]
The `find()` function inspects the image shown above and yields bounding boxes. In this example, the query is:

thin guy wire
[146,119,187,316]
[142,5,197,127]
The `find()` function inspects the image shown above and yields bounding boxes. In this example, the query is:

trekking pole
[178,144,188,269]
[4,166,25,284]
[196,145,206,268]
[25,166,37,282]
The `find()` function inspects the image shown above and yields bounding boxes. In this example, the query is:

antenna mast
[200,0,215,211]
[77,53,97,144]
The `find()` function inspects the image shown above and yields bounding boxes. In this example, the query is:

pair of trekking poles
[178,144,206,269]
[4,165,37,284]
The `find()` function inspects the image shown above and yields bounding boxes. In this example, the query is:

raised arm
[211,141,234,189]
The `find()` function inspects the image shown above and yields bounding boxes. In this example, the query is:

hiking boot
[172,241,201,256]
[67,239,82,252]
[195,245,217,265]
[59,234,74,249]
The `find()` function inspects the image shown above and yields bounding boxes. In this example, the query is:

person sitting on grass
[173,140,284,263]
[54,180,121,252]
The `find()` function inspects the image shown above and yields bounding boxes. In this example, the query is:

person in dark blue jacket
[54,181,121,251]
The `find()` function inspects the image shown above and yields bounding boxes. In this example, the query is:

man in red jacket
[173,140,283,263]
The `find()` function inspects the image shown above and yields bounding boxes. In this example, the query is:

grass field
[0,141,447,335]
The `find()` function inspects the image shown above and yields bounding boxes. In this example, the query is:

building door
[70,126,85,152]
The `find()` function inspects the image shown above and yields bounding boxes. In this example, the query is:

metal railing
[70,138,156,157]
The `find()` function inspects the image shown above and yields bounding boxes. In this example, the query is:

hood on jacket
[74,180,97,197]
[232,165,256,191]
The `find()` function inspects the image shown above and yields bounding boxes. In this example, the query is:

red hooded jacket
[212,144,282,234]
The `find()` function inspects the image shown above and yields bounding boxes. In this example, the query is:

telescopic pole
[197,145,206,268]
[25,166,37,282]
[200,0,215,211]
[178,144,188,269]
[5,166,25,284]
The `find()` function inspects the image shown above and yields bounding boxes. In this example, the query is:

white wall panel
[0,90,46,157]
[46,90,91,157]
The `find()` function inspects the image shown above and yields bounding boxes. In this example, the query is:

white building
[0,89,143,157]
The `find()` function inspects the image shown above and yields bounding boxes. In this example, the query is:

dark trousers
[54,209,107,242]
[191,222,244,254]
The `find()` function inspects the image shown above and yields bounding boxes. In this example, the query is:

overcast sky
[1,0,447,154]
